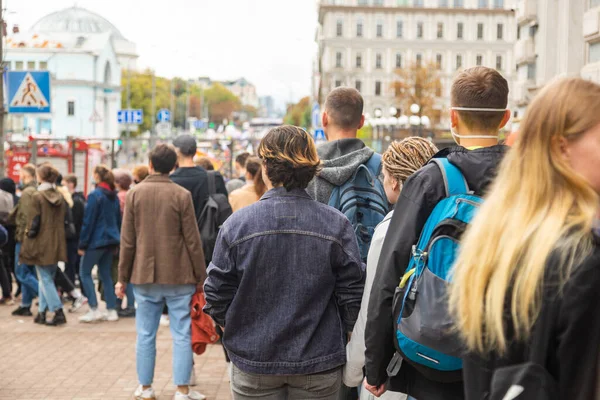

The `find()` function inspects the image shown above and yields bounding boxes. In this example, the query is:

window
[336,20,343,37]
[416,53,423,67]
[376,21,383,38]
[590,41,600,63]
[67,101,75,116]
[27,61,35,70]
[517,26,521,40]
[435,82,442,97]
[336,52,343,68]
[437,22,444,39]
[414,0,424,6]
[356,54,363,68]
[457,23,464,39]
[493,0,504,8]
[417,22,424,39]
[592,0,600,7]
[357,21,363,37]
[496,55,503,70]
[527,62,536,80]
[456,54,463,69]
[454,0,464,7]
[478,0,487,7]
[436,54,443,69]
[476,54,483,66]
[335,80,342,88]
[439,0,449,6]
[39,61,48,70]
[477,23,484,40]
[375,81,382,96]
[15,61,24,70]
[396,53,403,68]
[356,80,362,92]
[497,23,503,39]
[376,53,383,69]
[529,24,538,37]
[396,20,403,38]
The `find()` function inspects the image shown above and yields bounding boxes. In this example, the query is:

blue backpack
[328,153,388,261]
[391,158,482,382]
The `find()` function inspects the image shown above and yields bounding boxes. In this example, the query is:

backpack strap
[207,171,216,196]
[365,152,383,179]
[430,158,469,197]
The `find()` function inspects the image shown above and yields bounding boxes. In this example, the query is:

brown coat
[118,174,206,285]
[10,182,37,243]
[20,188,68,266]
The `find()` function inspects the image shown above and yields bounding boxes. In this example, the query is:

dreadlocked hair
[382,137,439,183]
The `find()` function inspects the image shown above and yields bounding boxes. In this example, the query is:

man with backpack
[307,87,388,262]
[364,67,511,400]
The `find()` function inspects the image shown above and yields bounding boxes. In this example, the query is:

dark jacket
[71,191,86,238]
[463,237,600,400]
[12,182,37,243]
[78,187,121,251]
[0,178,18,259]
[170,167,228,223]
[364,145,507,400]
[20,188,68,266]
[203,188,365,376]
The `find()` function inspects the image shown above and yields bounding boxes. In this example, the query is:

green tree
[204,83,241,123]
[284,97,311,128]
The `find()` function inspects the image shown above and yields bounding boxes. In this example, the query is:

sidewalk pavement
[0,301,232,400]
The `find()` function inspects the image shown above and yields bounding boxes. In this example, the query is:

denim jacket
[204,187,365,375]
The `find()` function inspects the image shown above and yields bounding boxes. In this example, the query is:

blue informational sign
[7,71,51,113]
[118,109,143,124]
[312,102,321,129]
[314,128,326,141]
[193,120,206,129]
[157,109,171,123]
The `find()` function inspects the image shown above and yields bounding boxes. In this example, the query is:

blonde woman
[450,77,600,399]
[344,137,438,400]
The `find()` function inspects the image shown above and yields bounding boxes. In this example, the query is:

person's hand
[115,282,126,299]
[78,249,85,256]
[196,282,204,293]
[364,381,386,397]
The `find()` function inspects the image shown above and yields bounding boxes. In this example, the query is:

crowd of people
[0,65,599,400]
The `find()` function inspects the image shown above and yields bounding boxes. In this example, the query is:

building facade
[581,1,600,82]
[315,0,516,127]
[222,78,260,109]
[5,6,137,139]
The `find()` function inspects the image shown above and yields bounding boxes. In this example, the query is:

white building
[513,0,586,121]
[5,6,138,139]
[315,0,516,127]
[581,1,600,82]
[222,78,260,109]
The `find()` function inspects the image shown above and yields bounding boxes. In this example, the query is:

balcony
[515,38,535,65]
[584,7,600,39]
[516,0,537,25]
[513,79,536,107]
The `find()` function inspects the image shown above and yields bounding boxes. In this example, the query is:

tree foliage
[284,97,311,128]
[392,62,442,124]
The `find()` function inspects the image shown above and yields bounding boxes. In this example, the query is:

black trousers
[0,254,11,298]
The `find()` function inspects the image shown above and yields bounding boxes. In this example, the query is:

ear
[358,115,365,130]
[557,136,571,160]
[322,111,329,128]
[498,110,511,130]
[450,109,459,128]
[393,178,401,192]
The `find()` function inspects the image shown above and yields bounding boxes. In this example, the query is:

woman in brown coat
[20,163,68,326]
[228,157,267,212]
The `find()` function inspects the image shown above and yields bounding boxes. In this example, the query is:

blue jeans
[36,265,62,312]
[133,284,196,386]
[80,248,116,310]
[15,243,38,307]
[125,284,135,308]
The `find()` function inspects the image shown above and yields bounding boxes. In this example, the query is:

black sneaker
[117,307,136,318]
[12,306,32,316]
[46,309,67,326]
[34,311,46,324]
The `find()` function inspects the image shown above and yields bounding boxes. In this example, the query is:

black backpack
[198,172,232,264]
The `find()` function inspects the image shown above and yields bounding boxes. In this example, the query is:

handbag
[488,301,559,400]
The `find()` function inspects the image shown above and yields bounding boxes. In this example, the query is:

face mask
[450,106,507,146]
[91,180,96,186]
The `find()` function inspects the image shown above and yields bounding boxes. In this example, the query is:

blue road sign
[117,109,144,124]
[7,71,51,113]
[157,109,171,123]
[314,128,326,141]
[193,120,206,129]
[312,102,321,129]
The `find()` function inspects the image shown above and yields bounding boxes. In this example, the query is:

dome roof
[30,6,126,41]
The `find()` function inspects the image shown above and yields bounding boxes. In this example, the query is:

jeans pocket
[306,368,342,396]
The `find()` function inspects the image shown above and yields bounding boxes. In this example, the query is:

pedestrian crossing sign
[7,71,51,114]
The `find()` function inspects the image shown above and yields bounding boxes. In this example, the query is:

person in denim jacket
[204,125,366,400]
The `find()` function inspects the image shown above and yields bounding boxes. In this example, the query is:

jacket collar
[261,187,312,201]
[145,174,172,183]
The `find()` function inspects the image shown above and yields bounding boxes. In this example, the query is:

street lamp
[410,103,421,115]
[374,109,383,152]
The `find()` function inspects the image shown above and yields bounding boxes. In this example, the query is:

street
[0,303,232,400]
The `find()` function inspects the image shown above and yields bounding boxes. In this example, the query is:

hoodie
[306,138,376,204]
[364,145,508,400]
[78,186,121,251]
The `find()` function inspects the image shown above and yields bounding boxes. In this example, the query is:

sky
[7,0,318,109]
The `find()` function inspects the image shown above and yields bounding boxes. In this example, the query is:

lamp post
[410,103,422,137]
[374,108,383,152]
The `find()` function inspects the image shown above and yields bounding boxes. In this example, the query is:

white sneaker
[173,390,206,400]
[134,385,156,400]
[78,309,102,323]
[189,368,197,386]
[160,314,170,326]
[69,296,88,313]
[104,309,119,322]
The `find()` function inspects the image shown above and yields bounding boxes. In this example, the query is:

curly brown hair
[257,125,321,191]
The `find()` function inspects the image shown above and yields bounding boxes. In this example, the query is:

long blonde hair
[449,77,600,355]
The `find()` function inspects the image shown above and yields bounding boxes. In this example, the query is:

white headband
[451,107,507,112]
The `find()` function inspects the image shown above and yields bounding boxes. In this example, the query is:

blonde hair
[449,77,600,355]
[382,137,438,183]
